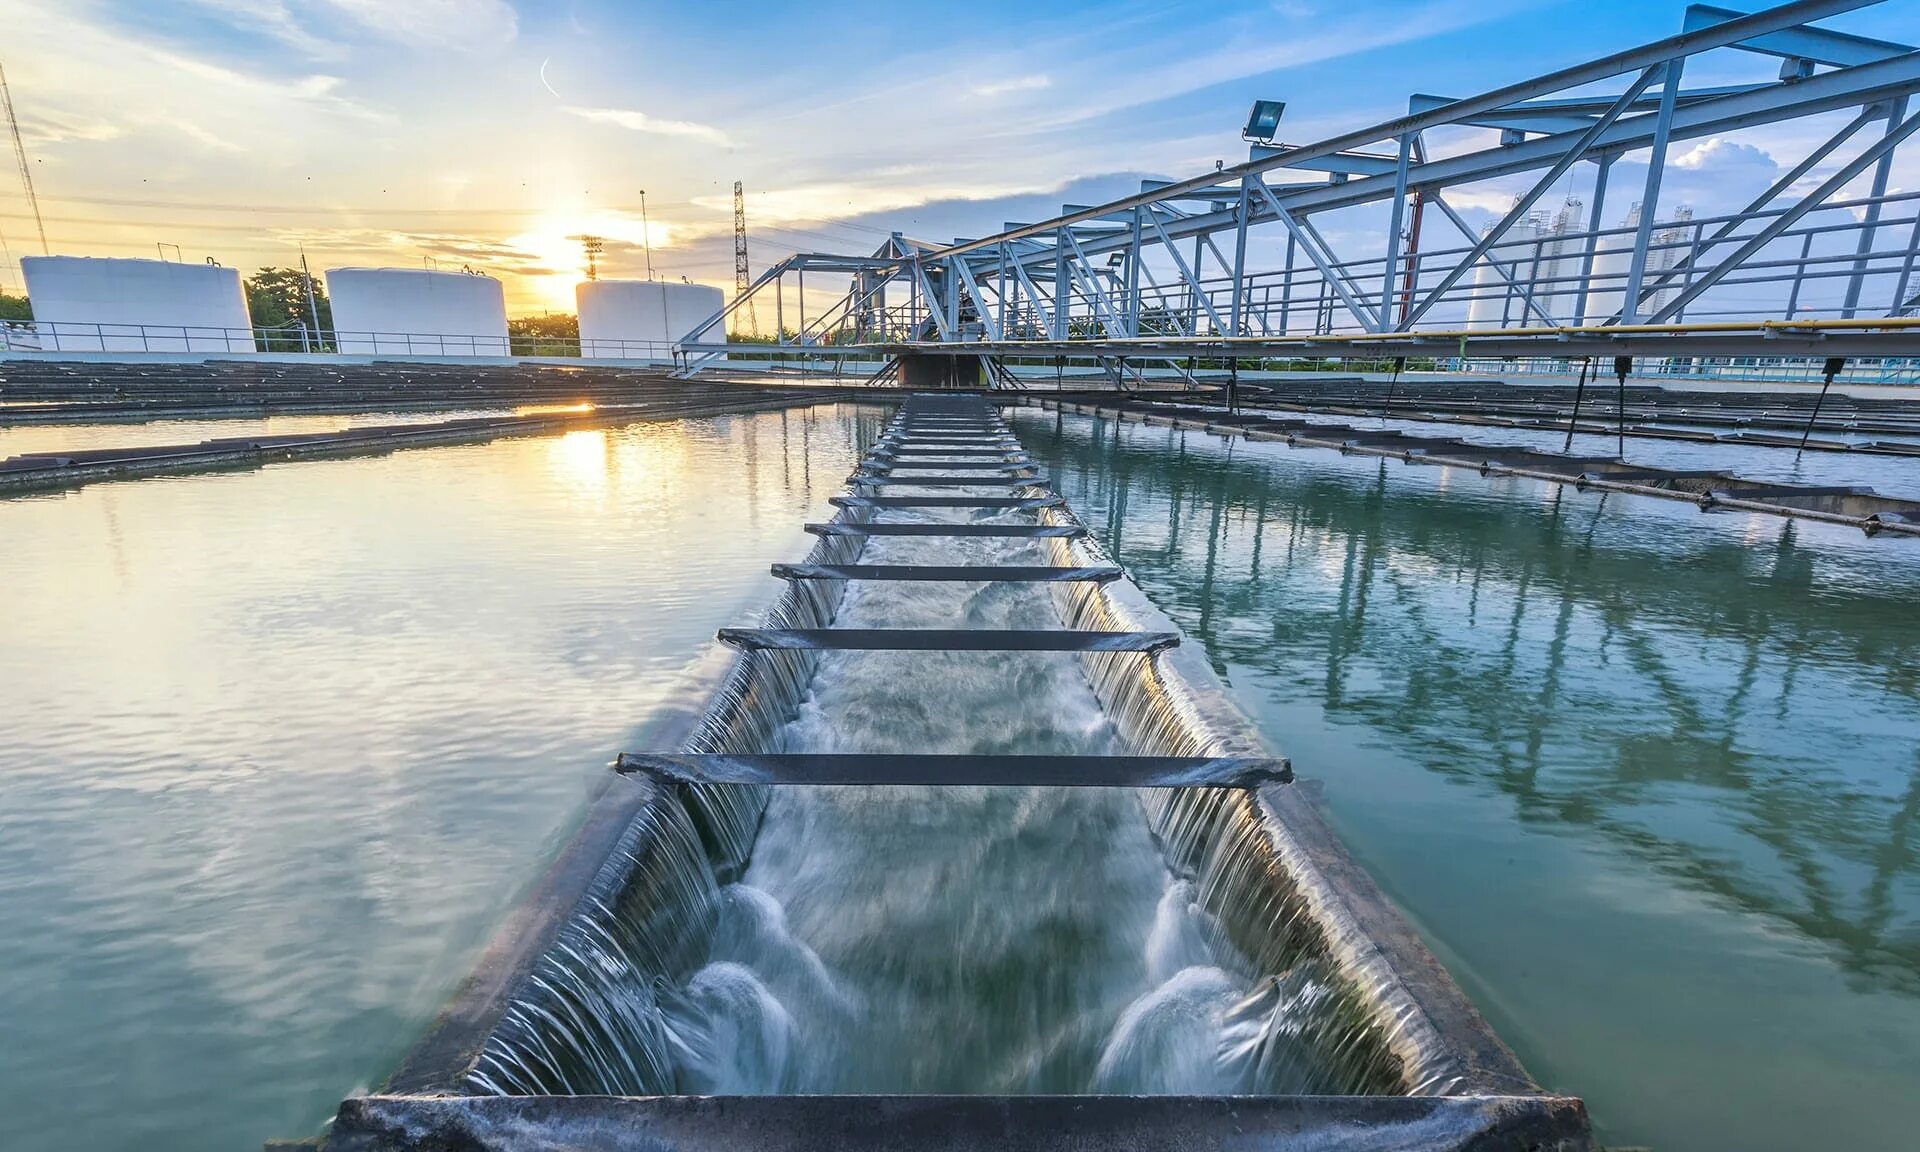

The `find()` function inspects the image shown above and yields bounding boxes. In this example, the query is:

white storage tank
[20,255,253,352]
[1584,204,1641,325]
[1465,220,1538,330]
[325,268,509,355]
[576,280,725,358]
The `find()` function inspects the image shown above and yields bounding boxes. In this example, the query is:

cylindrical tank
[325,268,509,355]
[1584,204,1641,325]
[20,256,253,352]
[575,280,725,358]
[1465,221,1537,329]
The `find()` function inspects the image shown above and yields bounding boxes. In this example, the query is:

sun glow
[507,209,685,313]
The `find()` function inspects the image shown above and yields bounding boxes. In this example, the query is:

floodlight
[1243,99,1286,144]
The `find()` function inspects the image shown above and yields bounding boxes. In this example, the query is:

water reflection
[1013,406,1920,1150]
[1022,409,1920,994]
[0,404,885,1152]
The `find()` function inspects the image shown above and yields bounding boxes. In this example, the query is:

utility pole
[1,61,49,254]
[300,249,324,348]
[638,189,655,281]
[733,180,758,337]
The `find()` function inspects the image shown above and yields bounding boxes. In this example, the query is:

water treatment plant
[2,2,1919,1150]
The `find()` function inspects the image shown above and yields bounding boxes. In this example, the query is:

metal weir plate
[773,563,1122,583]
[717,627,1179,653]
[615,751,1292,788]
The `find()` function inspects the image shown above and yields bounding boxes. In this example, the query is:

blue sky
[2,0,1917,311]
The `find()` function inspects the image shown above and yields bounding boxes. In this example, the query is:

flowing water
[0,404,877,1152]
[467,426,1406,1103]
[701,514,1186,1095]
[1012,404,1920,1152]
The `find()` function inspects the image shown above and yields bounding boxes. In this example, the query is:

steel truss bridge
[680,0,1920,382]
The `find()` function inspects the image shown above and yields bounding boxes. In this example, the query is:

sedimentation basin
[322,393,1591,1151]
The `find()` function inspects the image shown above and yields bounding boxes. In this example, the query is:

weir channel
[322,393,1592,1151]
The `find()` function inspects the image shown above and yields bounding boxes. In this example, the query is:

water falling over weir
[336,393,1590,1151]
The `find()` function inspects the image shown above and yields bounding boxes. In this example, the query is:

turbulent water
[657,478,1269,1094]
[459,405,1401,1101]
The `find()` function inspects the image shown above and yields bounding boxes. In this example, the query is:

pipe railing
[0,322,685,361]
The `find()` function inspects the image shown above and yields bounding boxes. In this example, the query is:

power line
[0,60,47,254]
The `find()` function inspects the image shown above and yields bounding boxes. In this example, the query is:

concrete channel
[306,392,1594,1152]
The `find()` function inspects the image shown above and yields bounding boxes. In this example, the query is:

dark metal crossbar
[862,460,1037,471]
[806,522,1084,537]
[831,496,1063,510]
[856,476,1051,487]
[716,628,1179,652]
[773,563,1121,582]
[615,751,1290,788]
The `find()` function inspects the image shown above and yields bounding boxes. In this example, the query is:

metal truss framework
[681,0,1920,376]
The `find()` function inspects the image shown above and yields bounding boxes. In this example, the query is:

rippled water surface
[0,404,876,1152]
[1013,405,1920,1152]
[0,409,517,458]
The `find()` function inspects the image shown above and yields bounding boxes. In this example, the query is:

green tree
[245,267,332,351]
[508,312,579,356]
[0,289,29,323]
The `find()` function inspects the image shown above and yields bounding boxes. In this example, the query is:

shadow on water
[1014,407,1920,1002]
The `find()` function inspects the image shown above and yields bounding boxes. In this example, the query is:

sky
[2,0,1918,316]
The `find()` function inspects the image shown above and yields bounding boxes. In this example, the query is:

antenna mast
[638,189,654,281]
[0,61,48,255]
[733,180,758,337]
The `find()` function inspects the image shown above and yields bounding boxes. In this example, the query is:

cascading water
[457,398,1479,1104]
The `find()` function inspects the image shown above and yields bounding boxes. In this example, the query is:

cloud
[691,179,1043,227]
[180,0,347,59]
[14,109,123,147]
[267,226,556,272]
[168,118,246,153]
[319,0,518,52]
[971,75,1051,98]
[563,106,731,147]
[1672,137,1777,173]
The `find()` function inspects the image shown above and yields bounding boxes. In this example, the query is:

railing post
[1230,177,1250,337]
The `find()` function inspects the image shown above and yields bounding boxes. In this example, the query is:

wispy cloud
[563,106,730,147]
[180,0,348,59]
[692,179,1042,227]
[971,75,1051,98]
[321,0,518,52]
